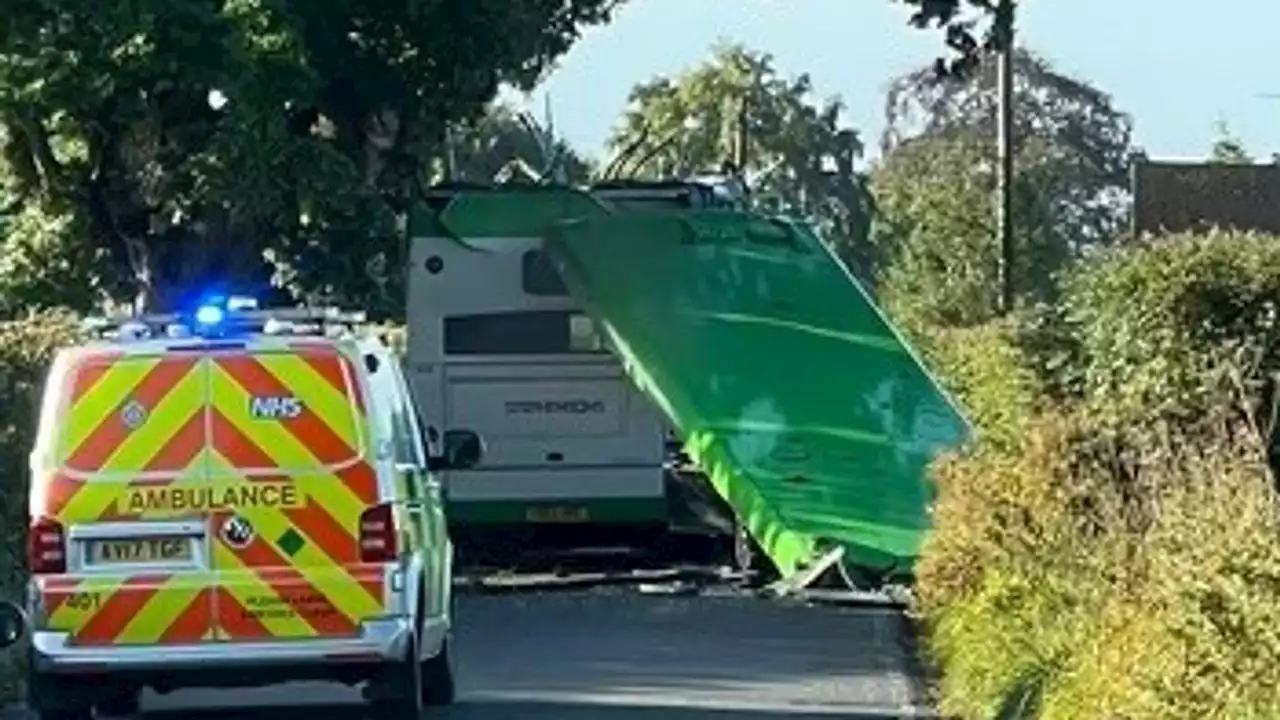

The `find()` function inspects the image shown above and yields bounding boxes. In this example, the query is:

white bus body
[405,228,669,534]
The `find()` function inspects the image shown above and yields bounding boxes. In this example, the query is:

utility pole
[734,91,749,175]
[995,0,1016,315]
[444,124,458,181]
[730,70,757,205]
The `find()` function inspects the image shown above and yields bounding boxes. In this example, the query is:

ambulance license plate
[89,537,192,565]
[525,506,589,523]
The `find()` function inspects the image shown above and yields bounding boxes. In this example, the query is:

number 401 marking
[64,591,103,611]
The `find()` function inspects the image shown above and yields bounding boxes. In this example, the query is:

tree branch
[893,0,1017,79]
[602,123,652,180]
[14,112,66,194]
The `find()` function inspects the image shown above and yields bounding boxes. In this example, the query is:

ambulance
[21,297,480,720]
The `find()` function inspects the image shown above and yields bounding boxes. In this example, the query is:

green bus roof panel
[543,210,970,580]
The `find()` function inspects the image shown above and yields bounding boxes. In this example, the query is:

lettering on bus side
[504,400,607,415]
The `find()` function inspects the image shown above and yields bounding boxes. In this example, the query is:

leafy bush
[919,410,1114,718]
[923,411,1280,719]
[911,317,1045,451]
[914,230,1280,719]
[1060,229,1280,436]
[0,310,81,703]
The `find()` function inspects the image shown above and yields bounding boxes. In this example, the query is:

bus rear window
[444,311,606,355]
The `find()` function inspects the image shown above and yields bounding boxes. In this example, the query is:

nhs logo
[250,395,303,419]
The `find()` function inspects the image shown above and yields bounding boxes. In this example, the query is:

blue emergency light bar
[194,304,225,327]
[82,297,368,342]
[190,295,258,336]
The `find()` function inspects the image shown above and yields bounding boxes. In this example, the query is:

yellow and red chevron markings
[41,576,214,646]
[35,343,389,646]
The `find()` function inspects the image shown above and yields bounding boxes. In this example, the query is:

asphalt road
[101,587,931,719]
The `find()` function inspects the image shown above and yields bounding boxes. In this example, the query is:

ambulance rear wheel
[95,686,141,717]
[419,636,456,706]
[26,664,93,720]
[420,587,456,707]
[34,710,92,720]
[367,627,423,719]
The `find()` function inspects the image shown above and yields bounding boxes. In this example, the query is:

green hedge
[1061,230,1280,437]
[914,230,1280,719]
[0,311,81,703]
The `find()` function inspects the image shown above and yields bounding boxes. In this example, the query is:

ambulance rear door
[32,347,218,648]
[204,340,387,643]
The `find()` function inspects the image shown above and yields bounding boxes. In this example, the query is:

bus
[404,186,670,558]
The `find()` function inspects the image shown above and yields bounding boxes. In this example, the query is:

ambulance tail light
[359,504,399,562]
[27,518,66,575]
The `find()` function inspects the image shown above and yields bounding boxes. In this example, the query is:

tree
[0,0,621,316]
[872,49,1135,327]
[891,0,1017,77]
[605,44,876,278]
[872,136,999,330]
[433,103,595,185]
[1208,120,1253,164]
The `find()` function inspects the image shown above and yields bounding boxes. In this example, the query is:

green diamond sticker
[277,528,305,557]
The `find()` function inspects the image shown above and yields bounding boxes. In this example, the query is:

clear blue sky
[510,0,1274,164]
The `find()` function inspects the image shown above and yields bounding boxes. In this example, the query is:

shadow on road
[71,589,928,720]
[145,698,916,720]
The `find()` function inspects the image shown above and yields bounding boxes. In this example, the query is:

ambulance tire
[95,687,141,717]
[26,664,93,720]
[419,637,456,706]
[368,625,424,720]
[34,710,92,720]
[418,587,455,707]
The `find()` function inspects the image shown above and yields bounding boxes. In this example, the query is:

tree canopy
[872,49,1135,328]
[439,103,594,185]
[606,44,875,278]
[0,0,621,316]
[883,48,1134,248]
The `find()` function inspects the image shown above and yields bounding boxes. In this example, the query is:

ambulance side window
[367,351,423,505]
[392,408,417,466]
[386,381,418,466]
[367,352,415,468]
[390,360,426,468]
[385,357,428,504]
